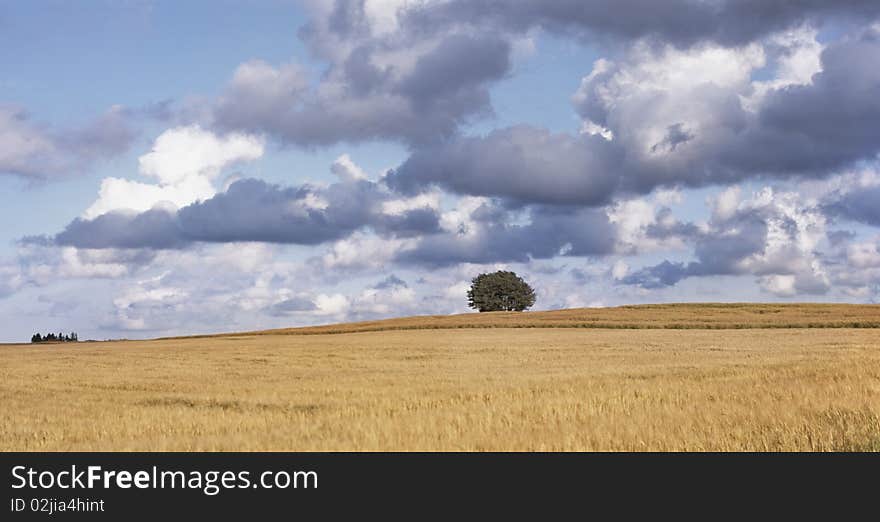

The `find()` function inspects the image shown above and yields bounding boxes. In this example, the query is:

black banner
[2,453,876,518]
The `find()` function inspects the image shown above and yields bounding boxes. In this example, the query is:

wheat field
[2,304,879,451]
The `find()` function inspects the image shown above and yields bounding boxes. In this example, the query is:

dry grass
[172,303,880,338]
[2,304,879,451]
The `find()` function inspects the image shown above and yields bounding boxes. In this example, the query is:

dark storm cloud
[390,27,880,207]
[372,207,442,238]
[386,125,622,206]
[400,0,880,48]
[56,209,184,250]
[208,0,880,170]
[342,46,391,96]
[178,179,352,245]
[54,178,443,250]
[396,204,616,267]
[724,29,880,176]
[213,28,513,147]
[395,33,511,108]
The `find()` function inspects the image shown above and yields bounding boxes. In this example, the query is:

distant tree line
[31,332,78,343]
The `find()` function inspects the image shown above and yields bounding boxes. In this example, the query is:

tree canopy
[467,271,536,312]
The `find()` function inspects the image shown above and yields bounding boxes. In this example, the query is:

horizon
[7,301,880,345]
[2,1,880,342]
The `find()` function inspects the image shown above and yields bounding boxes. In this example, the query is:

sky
[2,1,880,342]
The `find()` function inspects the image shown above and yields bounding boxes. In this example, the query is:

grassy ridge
[165,303,880,340]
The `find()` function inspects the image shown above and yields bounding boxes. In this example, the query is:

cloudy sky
[2,1,880,341]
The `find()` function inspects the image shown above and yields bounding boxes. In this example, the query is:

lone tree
[467,271,536,312]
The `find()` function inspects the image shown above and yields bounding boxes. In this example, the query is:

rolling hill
[165,303,880,339]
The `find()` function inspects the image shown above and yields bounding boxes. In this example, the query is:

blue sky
[1,1,308,118]
[1,1,879,342]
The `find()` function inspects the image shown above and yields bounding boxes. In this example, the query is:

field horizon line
[155,302,880,341]
[5,302,879,346]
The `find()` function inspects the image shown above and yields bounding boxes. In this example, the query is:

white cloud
[225,60,309,115]
[83,176,214,219]
[352,285,417,315]
[760,274,797,297]
[331,153,369,182]
[320,232,411,271]
[608,192,691,254]
[575,41,765,157]
[84,125,264,218]
[579,120,614,141]
[138,125,264,185]
[729,187,830,295]
[113,286,188,311]
[381,192,441,215]
[59,247,130,279]
[712,185,742,221]
[563,294,588,309]
[743,26,824,111]
[443,280,471,303]
[611,260,629,280]
[0,264,24,297]
[847,241,880,269]
[608,198,658,252]
[314,293,350,316]
[439,196,490,234]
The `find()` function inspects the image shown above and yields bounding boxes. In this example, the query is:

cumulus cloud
[316,232,412,273]
[396,201,616,267]
[56,208,184,250]
[621,187,832,296]
[191,0,880,153]
[8,0,880,341]
[0,240,156,300]
[138,125,264,185]
[109,281,190,331]
[386,125,621,206]
[608,191,698,255]
[211,8,515,147]
[57,173,442,250]
[213,60,310,132]
[331,153,370,182]
[389,25,880,207]
[84,125,265,218]
[400,0,880,48]
[0,264,24,298]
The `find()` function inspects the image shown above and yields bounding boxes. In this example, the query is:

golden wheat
[166,303,880,338]
[2,305,879,451]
